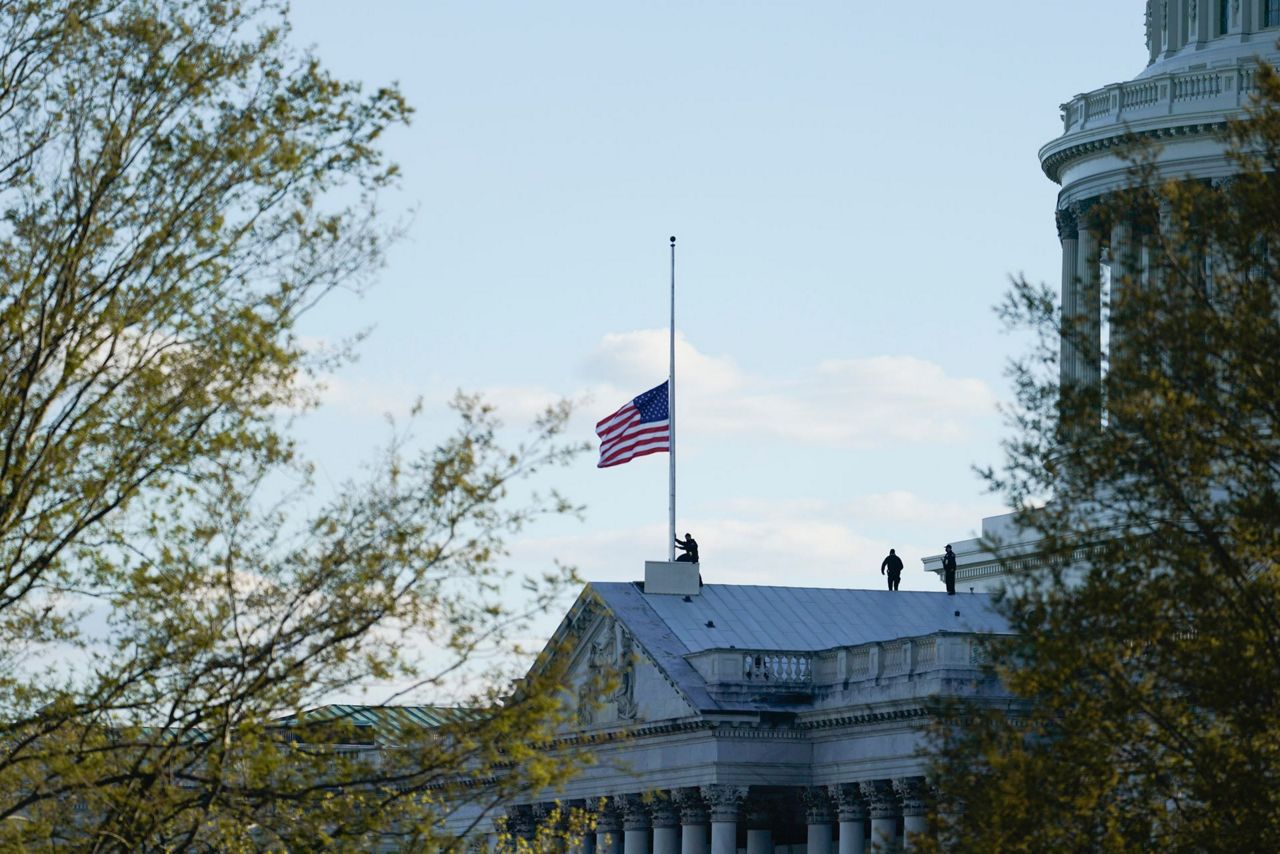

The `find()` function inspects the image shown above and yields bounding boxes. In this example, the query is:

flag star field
[596,381,671,469]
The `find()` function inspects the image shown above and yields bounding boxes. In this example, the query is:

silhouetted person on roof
[881,548,904,591]
[674,533,699,563]
[942,544,957,595]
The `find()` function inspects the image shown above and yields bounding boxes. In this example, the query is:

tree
[0,2,590,849]
[922,63,1280,854]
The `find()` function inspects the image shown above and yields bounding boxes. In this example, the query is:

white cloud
[588,330,745,395]
[509,489,1006,602]
[313,374,419,420]
[302,329,998,453]
[513,517,939,594]
[583,330,996,448]
[845,490,1005,535]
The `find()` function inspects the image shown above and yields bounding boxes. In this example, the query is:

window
[1220,0,1231,34]
[1268,0,1280,28]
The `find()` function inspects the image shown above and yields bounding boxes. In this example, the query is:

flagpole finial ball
[669,235,676,245]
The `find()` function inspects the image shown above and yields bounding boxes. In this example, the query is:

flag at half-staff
[596,381,670,468]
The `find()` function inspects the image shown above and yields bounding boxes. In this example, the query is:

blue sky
[283,2,1143,602]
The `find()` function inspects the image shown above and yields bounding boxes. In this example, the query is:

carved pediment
[546,591,697,732]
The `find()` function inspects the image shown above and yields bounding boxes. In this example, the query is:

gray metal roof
[591,582,1009,655]
[276,704,478,742]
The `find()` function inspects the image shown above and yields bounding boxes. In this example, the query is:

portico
[508,779,930,854]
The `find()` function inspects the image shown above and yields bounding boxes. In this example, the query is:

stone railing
[686,631,1000,703]
[1056,61,1278,137]
[742,651,812,683]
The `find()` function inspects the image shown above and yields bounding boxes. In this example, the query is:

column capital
[699,784,748,823]
[1055,205,1079,241]
[893,777,930,817]
[1069,197,1105,231]
[803,786,834,824]
[506,803,536,838]
[650,792,680,829]
[828,783,868,822]
[859,779,901,820]
[674,787,709,825]
[595,797,623,833]
[621,794,651,831]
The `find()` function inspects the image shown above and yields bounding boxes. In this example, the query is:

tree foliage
[923,62,1280,854]
[0,1,589,849]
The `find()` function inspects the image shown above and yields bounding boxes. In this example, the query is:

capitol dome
[1040,0,1280,205]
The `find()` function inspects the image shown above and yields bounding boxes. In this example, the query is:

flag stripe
[596,412,642,443]
[600,434,670,465]
[596,435,665,468]
[599,422,669,466]
[600,421,668,453]
[598,445,668,468]
[595,407,637,432]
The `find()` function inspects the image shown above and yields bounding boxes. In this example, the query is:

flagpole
[668,235,677,562]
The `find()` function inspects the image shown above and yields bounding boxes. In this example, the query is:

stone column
[746,797,774,854]
[533,802,558,843]
[702,785,747,854]
[1075,201,1103,396]
[934,789,965,853]
[622,795,652,854]
[596,798,624,854]
[830,783,867,854]
[1155,197,1176,377]
[1244,0,1259,34]
[1190,0,1209,44]
[1208,176,1238,300]
[804,787,835,854]
[1165,0,1186,55]
[1146,0,1162,64]
[651,795,680,854]
[1056,205,1081,393]
[1058,199,1104,429]
[894,778,929,851]
[860,781,900,854]
[572,832,599,854]
[568,800,597,854]
[676,787,710,854]
[1110,215,1134,373]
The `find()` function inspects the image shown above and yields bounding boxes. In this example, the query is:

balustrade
[686,632,993,697]
[743,651,812,683]
[1057,62,1279,135]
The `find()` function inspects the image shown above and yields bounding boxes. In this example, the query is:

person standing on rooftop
[880,549,904,592]
[942,544,958,595]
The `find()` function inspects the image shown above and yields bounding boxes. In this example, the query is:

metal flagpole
[668,235,677,561]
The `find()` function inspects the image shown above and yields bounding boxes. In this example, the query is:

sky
[280,1,1145,623]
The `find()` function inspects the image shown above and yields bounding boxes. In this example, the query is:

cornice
[800,706,931,731]
[1041,120,1230,184]
[551,704,943,745]
[556,718,714,748]
[710,721,808,741]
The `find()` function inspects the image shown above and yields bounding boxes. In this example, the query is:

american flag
[596,381,671,468]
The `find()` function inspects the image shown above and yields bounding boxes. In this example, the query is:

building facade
[487,579,1009,853]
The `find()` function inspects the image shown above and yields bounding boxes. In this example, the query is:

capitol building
[469,2,1280,851]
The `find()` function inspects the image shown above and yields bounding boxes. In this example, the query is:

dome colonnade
[1040,0,1280,403]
